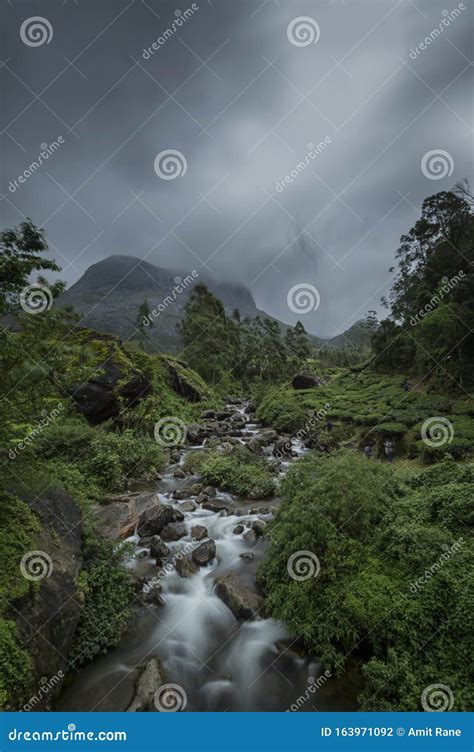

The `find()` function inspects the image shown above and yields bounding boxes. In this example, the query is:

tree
[285,321,312,364]
[177,283,239,384]
[0,220,60,313]
[136,299,152,349]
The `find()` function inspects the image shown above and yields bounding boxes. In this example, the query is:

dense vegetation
[0,183,472,711]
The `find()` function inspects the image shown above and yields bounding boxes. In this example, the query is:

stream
[58,400,359,712]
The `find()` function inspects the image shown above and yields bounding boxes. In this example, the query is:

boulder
[203,486,216,497]
[233,524,245,535]
[164,359,206,403]
[191,525,208,541]
[180,500,197,513]
[173,469,185,479]
[201,409,217,419]
[126,658,165,712]
[13,489,83,708]
[67,333,151,424]
[251,519,267,537]
[175,556,199,579]
[259,429,278,446]
[137,503,183,537]
[149,536,170,560]
[291,372,322,390]
[214,573,264,620]
[202,498,228,513]
[192,539,216,566]
[243,529,257,542]
[160,522,187,542]
[247,437,263,455]
[273,437,294,459]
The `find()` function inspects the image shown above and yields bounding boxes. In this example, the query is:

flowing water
[58,402,360,712]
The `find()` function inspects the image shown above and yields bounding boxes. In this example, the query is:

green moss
[0,619,33,709]
[0,492,39,606]
[198,446,276,498]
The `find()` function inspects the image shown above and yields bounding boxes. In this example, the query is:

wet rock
[243,529,257,542]
[180,500,197,513]
[214,573,264,620]
[273,437,294,459]
[233,524,245,535]
[203,486,216,497]
[240,552,256,560]
[202,498,228,513]
[186,423,212,445]
[191,524,208,541]
[126,658,165,712]
[292,372,322,389]
[173,469,185,479]
[247,437,263,455]
[201,409,217,419]
[188,483,204,496]
[160,522,187,542]
[137,503,183,537]
[259,429,278,446]
[192,539,216,566]
[173,488,191,501]
[251,519,267,537]
[142,582,164,607]
[175,556,199,579]
[149,536,170,560]
[195,493,209,505]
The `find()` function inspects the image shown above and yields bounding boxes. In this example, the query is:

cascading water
[57,401,358,712]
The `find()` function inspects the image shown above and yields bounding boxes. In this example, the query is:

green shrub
[0,619,32,709]
[199,446,276,498]
[69,540,134,667]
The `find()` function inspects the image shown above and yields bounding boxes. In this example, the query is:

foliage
[0,619,32,709]
[197,445,277,498]
[259,452,473,710]
[69,539,134,667]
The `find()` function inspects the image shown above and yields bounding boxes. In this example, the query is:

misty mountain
[58,255,327,353]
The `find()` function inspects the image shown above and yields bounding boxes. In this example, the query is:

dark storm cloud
[1,0,472,337]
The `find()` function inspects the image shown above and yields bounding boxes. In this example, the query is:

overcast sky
[1,0,472,337]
